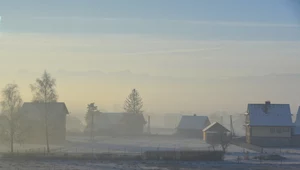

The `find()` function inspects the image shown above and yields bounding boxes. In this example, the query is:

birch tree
[30,70,58,153]
[0,83,23,153]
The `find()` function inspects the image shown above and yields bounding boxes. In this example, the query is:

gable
[203,122,229,132]
[295,106,300,127]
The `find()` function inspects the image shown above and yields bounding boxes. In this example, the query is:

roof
[294,106,300,126]
[102,112,124,125]
[93,112,125,129]
[177,115,209,130]
[246,103,293,127]
[120,113,147,125]
[20,102,69,120]
[202,122,230,132]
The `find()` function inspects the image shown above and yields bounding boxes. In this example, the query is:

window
[276,128,282,133]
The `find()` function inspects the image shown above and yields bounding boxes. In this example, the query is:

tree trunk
[45,103,50,153]
[10,125,13,153]
[90,112,94,141]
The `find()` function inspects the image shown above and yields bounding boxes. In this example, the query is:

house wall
[251,126,291,138]
[246,126,292,147]
[176,129,203,138]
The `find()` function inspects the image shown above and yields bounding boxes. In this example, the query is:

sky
[1,0,300,119]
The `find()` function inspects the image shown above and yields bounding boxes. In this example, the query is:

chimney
[264,101,271,113]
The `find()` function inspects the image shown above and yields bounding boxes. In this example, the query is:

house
[85,112,147,136]
[20,102,69,144]
[118,113,147,135]
[176,115,210,138]
[203,122,230,142]
[245,101,294,147]
[85,112,124,135]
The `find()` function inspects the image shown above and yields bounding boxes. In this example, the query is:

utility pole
[147,115,151,134]
[221,115,224,125]
[230,115,235,137]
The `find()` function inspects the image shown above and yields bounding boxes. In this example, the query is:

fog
[1,1,300,169]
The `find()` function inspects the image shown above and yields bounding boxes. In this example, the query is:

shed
[203,122,230,141]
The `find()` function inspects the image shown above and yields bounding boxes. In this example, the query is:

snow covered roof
[246,102,293,127]
[202,122,229,132]
[177,115,209,130]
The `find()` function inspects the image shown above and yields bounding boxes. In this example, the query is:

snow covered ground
[1,160,300,170]
[1,136,300,169]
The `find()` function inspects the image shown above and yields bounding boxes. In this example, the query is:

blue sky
[1,0,300,40]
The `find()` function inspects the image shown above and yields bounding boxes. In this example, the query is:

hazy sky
[1,0,300,119]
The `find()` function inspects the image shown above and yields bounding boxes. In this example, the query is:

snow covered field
[1,160,300,170]
[1,136,300,169]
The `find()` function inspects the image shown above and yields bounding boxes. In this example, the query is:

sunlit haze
[1,0,300,120]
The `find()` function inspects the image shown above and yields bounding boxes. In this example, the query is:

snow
[2,136,300,169]
[247,104,293,126]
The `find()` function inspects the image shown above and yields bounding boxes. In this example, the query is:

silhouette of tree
[0,83,23,153]
[124,89,143,114]
[85,103,98,141]
[30,70,58,153]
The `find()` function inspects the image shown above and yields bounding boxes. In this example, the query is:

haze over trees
[124,89,143,114]
[30,71,58,153]
[0,84,24,153]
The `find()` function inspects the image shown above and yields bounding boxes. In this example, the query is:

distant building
[20,102,69,144]
[203,122,230,142]
[118,113,147,135]
[176,115,210,138]
[85,112,146,136]
[245,101,294,147]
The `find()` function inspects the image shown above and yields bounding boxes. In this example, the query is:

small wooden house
[203,122,230,142]
[176,115,210,138]
[245,101,293,147]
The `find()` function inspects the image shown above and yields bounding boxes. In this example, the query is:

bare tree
[220,133,231,153]
[30,70,58,153]
[206,132,231,153]
[0,83,23,153]
[124,89,143,114]
[85,103,98,141]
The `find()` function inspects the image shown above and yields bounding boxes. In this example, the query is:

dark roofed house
[245,101,293,147]
[176,115,210,138]
[20,102,69,145]
[85,112,147,136]
[118,113,147,135]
